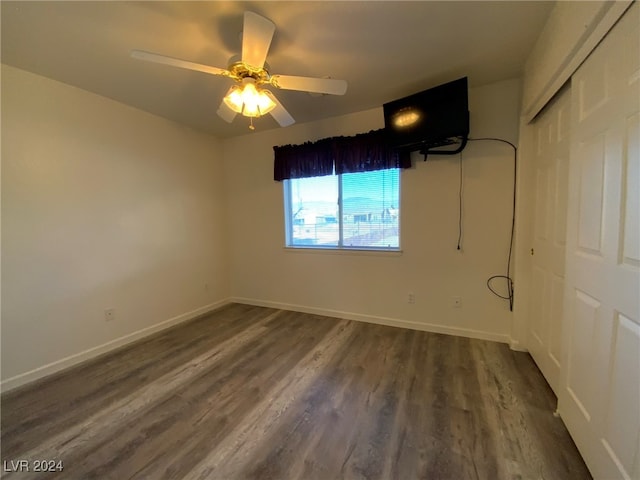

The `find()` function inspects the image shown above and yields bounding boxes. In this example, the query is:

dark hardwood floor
[1,303,591,479]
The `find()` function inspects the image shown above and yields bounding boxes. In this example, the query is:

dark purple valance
[273,129,410,181]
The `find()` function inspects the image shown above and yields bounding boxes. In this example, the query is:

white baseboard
[231,297,511,344]
[2,298,512,393]
[1,299,231,393]
[509,339,529,352]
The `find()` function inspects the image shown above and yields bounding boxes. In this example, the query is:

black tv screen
[383,77,469,151]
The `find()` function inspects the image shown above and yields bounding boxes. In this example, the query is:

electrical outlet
[105,308,116,321]
[408,292,415,304]
[452,296,462,308]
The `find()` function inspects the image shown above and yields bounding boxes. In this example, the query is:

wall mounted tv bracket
[419,135,468,161]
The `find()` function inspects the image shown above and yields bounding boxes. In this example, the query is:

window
[284,168,400,250]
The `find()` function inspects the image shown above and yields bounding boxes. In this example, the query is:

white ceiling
[1,1,553,138]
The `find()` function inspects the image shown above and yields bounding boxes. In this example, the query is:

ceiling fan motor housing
[227,61,271,86]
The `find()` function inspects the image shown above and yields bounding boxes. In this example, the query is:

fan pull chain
[249,117,255,130]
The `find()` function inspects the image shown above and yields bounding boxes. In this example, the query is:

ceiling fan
[131,11,348,130]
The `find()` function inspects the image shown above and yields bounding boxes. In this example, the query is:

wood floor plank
[1,304,591,479]
[0,304,269,458]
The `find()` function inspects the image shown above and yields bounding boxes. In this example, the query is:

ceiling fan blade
[131,50,230,77]
[241,12,275,69]
[270,96,295,127]
[270,75,348,95]
[217,98,237,124]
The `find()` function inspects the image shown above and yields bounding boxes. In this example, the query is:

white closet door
[560,4,640,479]
[528,84,571,396]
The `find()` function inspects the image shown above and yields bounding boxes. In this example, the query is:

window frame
[283,169,401,252]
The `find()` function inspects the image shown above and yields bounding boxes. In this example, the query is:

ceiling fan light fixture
[223,85,245,113]
[223,78,276,118]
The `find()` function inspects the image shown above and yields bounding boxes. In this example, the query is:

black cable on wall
[457,153,463,251]
[467,137,517,312]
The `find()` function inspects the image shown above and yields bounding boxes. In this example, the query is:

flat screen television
[383,77,469,153]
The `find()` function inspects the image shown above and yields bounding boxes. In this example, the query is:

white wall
[223,79,522,343]
[1,65,229,388]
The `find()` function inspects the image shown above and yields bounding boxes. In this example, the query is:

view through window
[284,169,400,249]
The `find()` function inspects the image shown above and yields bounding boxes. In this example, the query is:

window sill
[283,246,403,257]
